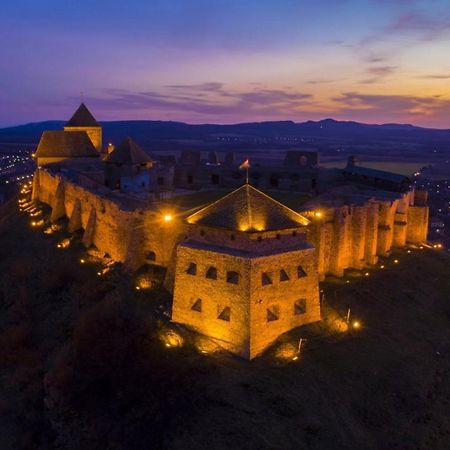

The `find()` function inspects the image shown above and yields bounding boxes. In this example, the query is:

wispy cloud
[417,73,450,80]
[88,83,314,121]
[332,91,450,125]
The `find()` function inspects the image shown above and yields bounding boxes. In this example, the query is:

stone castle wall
[172,241,320,358]
[172,243,252,357]
[34,168,429,287]
[33,168,429,359]
[34,169,186,280]
[248,246,320,358]
[306,190,429,280]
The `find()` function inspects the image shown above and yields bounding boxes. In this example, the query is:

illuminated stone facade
[172,185,320,358]
[303,188,429,280]
[30,105,430,359]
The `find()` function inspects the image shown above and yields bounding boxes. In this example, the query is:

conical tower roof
[187,184,309,231]
[104,137,153,165]
[65,103,100,127]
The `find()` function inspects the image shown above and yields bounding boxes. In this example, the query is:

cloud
[331,91,450,126]
[361,9,450,48]
[89,83,314,121]
[387,11,450,39]
[366,66,397,77]
[165,82,225,92]
[360,65,397,84]
[418,74,450,80]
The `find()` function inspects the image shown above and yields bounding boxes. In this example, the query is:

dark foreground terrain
[1,198,450,450]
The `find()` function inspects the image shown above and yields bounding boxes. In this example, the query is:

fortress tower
[172,184,321,359]
[104,137,154,192]
[64,103,102,152]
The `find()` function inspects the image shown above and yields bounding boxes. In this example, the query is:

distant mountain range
[1,118,449,156]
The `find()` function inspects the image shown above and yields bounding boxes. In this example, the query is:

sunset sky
[1,0,450,127]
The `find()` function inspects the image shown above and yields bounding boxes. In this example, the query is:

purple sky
[1,0,450,127]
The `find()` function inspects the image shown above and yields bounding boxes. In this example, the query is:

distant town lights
[163,214,173,222]
[314,211,323,218]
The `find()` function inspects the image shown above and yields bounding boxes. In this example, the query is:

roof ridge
[246,184,309,225]
[187,183,309,230]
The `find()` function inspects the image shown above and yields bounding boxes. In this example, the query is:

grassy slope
[0,199,450,449]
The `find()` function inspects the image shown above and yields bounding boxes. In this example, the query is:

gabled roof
[35,130,99,158]
[104,137,153,165]
[186,184,309,231]
[65,103,100,127]
[343,165,409,183]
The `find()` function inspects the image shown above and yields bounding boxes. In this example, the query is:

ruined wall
[307,190,428,279]
[34,168,429,290]
[407,206,429,244]
[34,168,187,275]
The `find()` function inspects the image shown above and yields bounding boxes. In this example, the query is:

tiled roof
[65,103,100,127]
[104,137,153,165]
[35,130,99,158]
[187,184,309,231]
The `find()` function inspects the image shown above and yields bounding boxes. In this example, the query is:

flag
[239,159,250,170]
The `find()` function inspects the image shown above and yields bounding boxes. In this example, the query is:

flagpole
[246,166,249,184]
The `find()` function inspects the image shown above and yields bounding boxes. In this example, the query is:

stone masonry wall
[307,190,428,279]
[34,168,429,289]
[248,246,320,358]
[172,244,252,357]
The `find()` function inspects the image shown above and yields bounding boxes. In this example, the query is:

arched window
[297,266,307,278]
[226,271,239,284]
[145,251,156,262]
[206,266,217,279]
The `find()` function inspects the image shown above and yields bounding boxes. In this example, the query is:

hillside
[1,200,450,449]
[1,119,450,158]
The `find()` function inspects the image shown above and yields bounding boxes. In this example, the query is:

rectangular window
[226,271,239,284]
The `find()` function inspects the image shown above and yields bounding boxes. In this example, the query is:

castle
[31,104,429,359]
